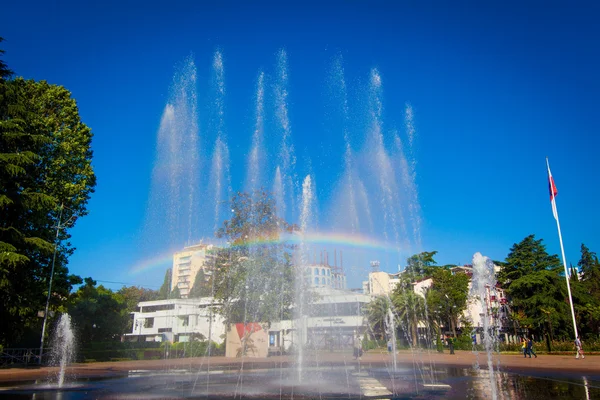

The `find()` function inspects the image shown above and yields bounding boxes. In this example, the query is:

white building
[306,263,347,289]
[171,244,215,298]
[362,264,512,342]
[124,297,225,343]
[267,287,371,354]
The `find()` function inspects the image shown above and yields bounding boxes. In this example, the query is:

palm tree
[364,296,390,341]
[393,286,425,347]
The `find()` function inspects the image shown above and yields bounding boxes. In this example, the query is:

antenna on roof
[370,260,380,272]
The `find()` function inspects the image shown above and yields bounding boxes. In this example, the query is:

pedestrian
[446,335,455,355]
[387,338,392,353]
[521,337,528,358]
[575,336,585,359]
[354,335,363,360]
[527,337,537,358]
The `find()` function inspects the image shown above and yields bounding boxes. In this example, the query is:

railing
[0,348,53,366]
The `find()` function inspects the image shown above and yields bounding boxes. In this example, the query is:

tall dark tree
[498,235,568,337]
[576,244,600,337]
[189,268,213,298]
[0,45,95,346]
[158,269,172,300]
[578,244,600,294]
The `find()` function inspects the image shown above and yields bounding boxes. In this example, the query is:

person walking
[446,335,455,355]
[575,336,585,359]
[354,335,363,360]
[521,337,528,358]
[527,337,537,358]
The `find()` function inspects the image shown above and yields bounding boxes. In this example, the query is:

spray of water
[295,175,314,382]
[49,314,75,388]
[209,50,232,233]
[472,252,499,400]
[247,71,265,193]
[275,50,297,223]
[146,56,200,247]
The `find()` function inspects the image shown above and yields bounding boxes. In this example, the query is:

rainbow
[129,232,401,274]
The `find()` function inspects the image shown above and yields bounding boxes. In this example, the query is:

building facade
[171,243,215,298]
[124,297,225,343]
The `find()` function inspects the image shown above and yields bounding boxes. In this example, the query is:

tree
[392,282,425,347]
[189,268,213,298]
[576,244,600,337]
[158,269,172,300]
[405,251,438,277]
[427,268,469,337]
[364,296,390,340]
[68,278,127,346]
[0,46,95,346]
[212,190,296,326]
[116,286,159,331]
[579,244,600,297]
[498,235,567,337]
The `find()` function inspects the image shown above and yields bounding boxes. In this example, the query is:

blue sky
[3,1,599,289]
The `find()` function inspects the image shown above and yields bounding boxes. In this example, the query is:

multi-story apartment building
[171,243,215,298]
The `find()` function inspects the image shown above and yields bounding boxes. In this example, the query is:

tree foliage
[0,44,95,346]
[212,190,296,325]
[498,235,568,336]
[364,295,390,340]
[158,268,173,300]
[68,278,127,346]
[427,268,469,337]
[392,281,425,346]
[405,251,438,277]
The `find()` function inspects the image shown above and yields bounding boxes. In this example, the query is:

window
[144,318,154,328]
[314,277,319,285]
[158,328,172,333]
[141,304,175,313]
[180,316,189,327]
[326,269,330,276]
[321,268,325,276]
[314,268,319,275]
[321,277,326,285]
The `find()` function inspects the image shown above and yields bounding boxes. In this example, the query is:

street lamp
[38,204,74,364]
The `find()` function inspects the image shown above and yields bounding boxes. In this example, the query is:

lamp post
[38,204,74,364]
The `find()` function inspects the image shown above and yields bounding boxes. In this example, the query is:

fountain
[471,252,500,400]
[49,313,76,388]
[5,50,597,400]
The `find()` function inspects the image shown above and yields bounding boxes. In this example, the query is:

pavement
[0,350,597,383]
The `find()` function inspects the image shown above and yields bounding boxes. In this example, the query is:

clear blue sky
[3,1,599,289]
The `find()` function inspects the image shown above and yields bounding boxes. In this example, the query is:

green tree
[158,269,172,300]
[498,235,568,337]
[392,282,425,347]
[212,190,296,325]
[116,286,159,331]
[189,268,213,298]
[405,251,438,277]
[0,46,95,346]
[68,278,127,346]
[364,295,390,340]
[579,244,600,297]
[427,268,469,337]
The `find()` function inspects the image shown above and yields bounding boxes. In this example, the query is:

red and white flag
[547,160,558,220]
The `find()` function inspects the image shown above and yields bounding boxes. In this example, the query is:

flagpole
[546,157,578,341]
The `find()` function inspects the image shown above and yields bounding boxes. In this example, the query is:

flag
[547,159,558,220]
